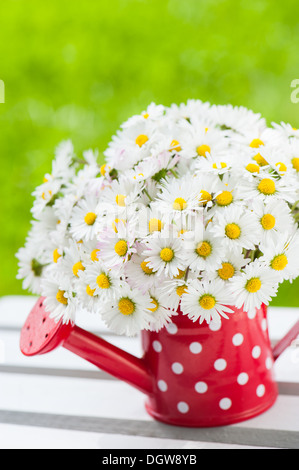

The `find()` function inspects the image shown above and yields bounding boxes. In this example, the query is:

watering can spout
[20,297,153,396]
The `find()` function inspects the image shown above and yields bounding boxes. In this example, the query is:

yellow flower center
[199,190,212,205]
[291,157,299,172]
[148,298,159,312]
[196,144,211,157]
[140,261,154,275]
[218,262,235,280]
[118,298,135,315]
[97,273,111,289]
[143,113,149,119]
[135,134,149,147]
[160,247,175,262]
[261,213,276,230]
[176,285,188,297]
[114,240,128,257]
[212,162,227,169]
[276,162,287,173]
[246,163,260,173]
[149,218,163,233]
[250,138,264,148]
[245,277,262,293]
[42,190,52,201]
[112,218,126,233]
[100,164,111,176]
[271,254,288,271]
[169,139,182,152]
[115,194,126,207]
[253,153,268,166]
[173,197,187,211]
[53,248,61,263]
[84,212,97,226]
[196,241,212,258]
[90,249,99,262]
[216,190,233,206]
[257,178,276,195]
[174,269,185,279]
[56,290,68,305]
[72,261,85,277]
[86,285,96,297]
[199,294,216,310]
[225,223,241,240]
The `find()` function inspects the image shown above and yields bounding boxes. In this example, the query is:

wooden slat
[0,423,276,450]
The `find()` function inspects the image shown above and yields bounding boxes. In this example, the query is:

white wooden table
[0,295,299,450]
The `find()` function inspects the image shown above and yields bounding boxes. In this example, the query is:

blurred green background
[1,0,299,306]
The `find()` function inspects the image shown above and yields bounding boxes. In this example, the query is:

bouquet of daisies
[16,100,299,336]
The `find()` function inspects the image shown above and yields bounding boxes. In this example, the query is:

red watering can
[20,297,299,427]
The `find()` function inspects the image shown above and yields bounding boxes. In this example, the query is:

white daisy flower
[83,259,122,301]
[158,277,191,312]
[41,271,77,325]
[180,278,234,325]
[179,121,228,160]
[206,249,251,284]
[52,140,75,179]
[59,240,90,280]
[124,248,163,293]
[97,220,136,268]
[16,243,48,295]
[75,271,102,314]
[100,176,144,213]
[259,231,299,282]
[271,121,299,141]
[228,260,279,316]
[143,231,186,278]
[146,286,178,332]
[239,173,295,203]
[69,194,102,242]
[182,225,223,274]
[31,179,62,219]
[251,198,295,249]
[122,102,166,128]
[99,283,153,337]
[209,103,267,136]
[153,175,201,221]
[210,205,259,255]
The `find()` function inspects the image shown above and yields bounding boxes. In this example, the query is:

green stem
[143,188,153,202]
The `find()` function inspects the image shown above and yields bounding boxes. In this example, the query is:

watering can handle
[272,319,299,361]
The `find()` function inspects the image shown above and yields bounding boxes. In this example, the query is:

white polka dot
[252,345,261,359]
[172,362,184,374]
[232,333,244,346]
[261,318,267,331]
[209,320,222,331]
[157,380,168,392]
[256,384,265,397]
[177,401,189,413]
[237,372,249,385]
[166,323,178,335]
[265,357,273,370]
[189,342,202,354]
[214,358,227,371]
[152,340,162,352]
[195,381,208,394]
[247,309,257,319]
[219,398,232,410]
